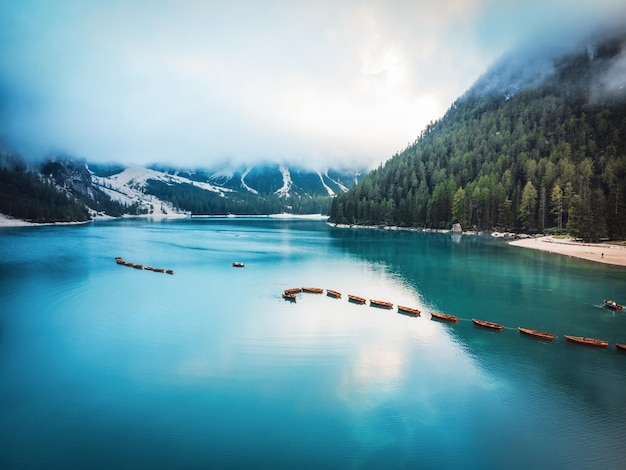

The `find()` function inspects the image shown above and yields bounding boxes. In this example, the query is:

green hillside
[0,157,91,223]
[329,33,626,241]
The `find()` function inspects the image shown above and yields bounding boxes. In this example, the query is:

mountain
[0,153,92,223]
[0,154,364,223]
[92,162,363,216]
[149,163,359,197]
[329,29,626,241]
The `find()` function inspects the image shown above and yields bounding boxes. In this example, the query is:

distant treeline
[330,36,626,241]
[144,180,332,215]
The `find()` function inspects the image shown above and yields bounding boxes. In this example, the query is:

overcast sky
[0,0,623,170]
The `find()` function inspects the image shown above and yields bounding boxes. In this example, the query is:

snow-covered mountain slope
[274,166,292,197]
[87,162,365,216]
[101,165,230,194]
[92,167,194,215]
[145,163,364,199]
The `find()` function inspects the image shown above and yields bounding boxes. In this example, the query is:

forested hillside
[144,163,361,215]
[143,180,332,215]
[329,33,626,241]
[0,155,91,223]
[0,152,361,222]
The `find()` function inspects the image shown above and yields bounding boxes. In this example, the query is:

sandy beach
[0,213,37,227]
[509,236,626,267]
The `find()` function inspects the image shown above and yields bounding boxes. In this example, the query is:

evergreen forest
[144,180,332,216]
[0,164,91,223]
[0,157,145,223]
[329,35,626,241]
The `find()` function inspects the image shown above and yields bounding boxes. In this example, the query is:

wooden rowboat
[302,287,323,294]
[564,335,608,347]
[370,299,393,309]
[616,343,626,351]
[326,289,342,299]
[397,305,421,316]
[472,318,504,331]
[348,294,366,304]
[604,299,623,310]
[430,311,459,322]
[282,293,296,302]
[518,327,557,341]
[284,287,302,295]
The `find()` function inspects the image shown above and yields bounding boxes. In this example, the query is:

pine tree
[550,184,564,230]
[519,181,538,231]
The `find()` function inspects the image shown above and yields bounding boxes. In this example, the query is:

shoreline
[0,213,94,228]
[327,222,479,235]
[508,236,626,267]
[328,222,626,267]
[0,212,188,228]
[4,212,625,267]
[0,212,329,228]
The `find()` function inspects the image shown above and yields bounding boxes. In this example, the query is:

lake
[1,217,626,469]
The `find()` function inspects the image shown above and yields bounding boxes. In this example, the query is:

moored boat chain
[115,257,174,275]
[281,286,625,353]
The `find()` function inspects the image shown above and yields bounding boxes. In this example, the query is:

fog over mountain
[469,22,626,102]
[0,1,624,170]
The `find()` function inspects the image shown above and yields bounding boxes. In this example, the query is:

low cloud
[0,1,624,169]
[590,39,626,103]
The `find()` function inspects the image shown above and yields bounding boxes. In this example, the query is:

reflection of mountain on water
[327,226,626,418]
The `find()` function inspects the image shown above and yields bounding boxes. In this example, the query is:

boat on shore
[430,311,459,322]
[564,335,608,347]
[604,299,623,310]
[302,287,323,294]
[326,289,342,298]
[397,305,421,316]
[370,299,393,309]
[616,343,626,351]
[472,318,504,330]
[518,327,557,341]
[348,294,366,304]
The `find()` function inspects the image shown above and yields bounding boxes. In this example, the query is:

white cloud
[0,0,623,169]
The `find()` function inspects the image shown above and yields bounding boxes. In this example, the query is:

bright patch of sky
[0,0,623,169]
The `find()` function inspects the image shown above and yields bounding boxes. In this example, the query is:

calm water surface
[1,218,625,469]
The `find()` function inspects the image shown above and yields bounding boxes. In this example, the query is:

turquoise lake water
[1,218,626,469]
